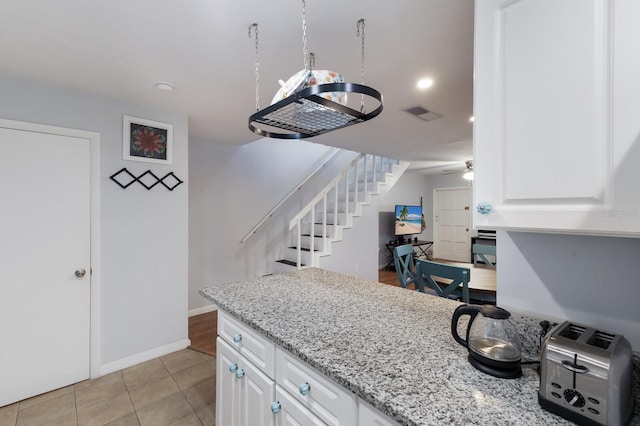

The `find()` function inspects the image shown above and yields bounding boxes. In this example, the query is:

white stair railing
[287,153,397,269]
[241,147,340,243]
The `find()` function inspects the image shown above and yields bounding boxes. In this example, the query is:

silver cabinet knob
[75,269,86,278]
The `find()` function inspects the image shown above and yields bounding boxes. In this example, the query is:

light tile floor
[0,349,216,426]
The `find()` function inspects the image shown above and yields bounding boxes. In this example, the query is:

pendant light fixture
[248,2,383,139]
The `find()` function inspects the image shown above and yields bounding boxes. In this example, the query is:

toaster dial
[563,389,585,408]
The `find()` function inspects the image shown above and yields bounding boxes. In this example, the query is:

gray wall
[0,74,189,367]
[499,231,640,350]
[189,138,351,310]
[319,194,381,281]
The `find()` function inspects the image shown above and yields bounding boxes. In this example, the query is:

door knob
[75,269,86,278]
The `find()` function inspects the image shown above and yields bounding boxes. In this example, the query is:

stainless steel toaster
[538,321,634,426]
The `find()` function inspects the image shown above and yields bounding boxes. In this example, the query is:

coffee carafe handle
[451,304,481,347]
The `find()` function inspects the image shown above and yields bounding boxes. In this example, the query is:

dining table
[426,260,497,303]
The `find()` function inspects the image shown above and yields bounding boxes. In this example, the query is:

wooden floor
[188,311,217,356]
[379,268,402,287]
[187,262,496,355]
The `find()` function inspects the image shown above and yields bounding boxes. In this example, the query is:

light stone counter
[200,268,640,426]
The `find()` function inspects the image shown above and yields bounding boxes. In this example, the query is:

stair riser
[296,236,329,252]
[319,191,369,203]
[360,157,397,168]
[350,172,386,184]
[314,201,359,215]
[324,212,348,225]
[301,223,338,238]
[273,261,299,273]
[281,248,314,265]
[276,156,404,273]
[348,181,379,192]
[300,213,348,226]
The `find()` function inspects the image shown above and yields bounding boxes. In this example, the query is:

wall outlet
[354,264,359,273]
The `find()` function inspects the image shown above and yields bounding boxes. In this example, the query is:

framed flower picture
[123,115,173,164]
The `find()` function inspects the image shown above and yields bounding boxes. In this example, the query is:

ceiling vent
[404,105,442,122]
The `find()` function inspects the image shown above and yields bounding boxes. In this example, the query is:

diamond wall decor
[110,168,184,191]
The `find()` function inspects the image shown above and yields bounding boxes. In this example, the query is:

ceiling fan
[441,160,473,180]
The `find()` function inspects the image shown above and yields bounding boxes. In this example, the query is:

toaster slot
[587,330,614,350]
[559,323,586,341]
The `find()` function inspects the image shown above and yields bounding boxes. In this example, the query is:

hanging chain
[357,18,366,112]
[357,19,365,85]
[309,52,315,71]
[249,23,260,111]
[301,0,309,71]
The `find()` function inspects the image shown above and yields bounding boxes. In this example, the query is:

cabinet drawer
[274,384,325,426]
[358,400,400,426]
[218,310,275,377]
[276,347,356,426]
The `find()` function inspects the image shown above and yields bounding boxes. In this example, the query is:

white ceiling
[0,0,474,175]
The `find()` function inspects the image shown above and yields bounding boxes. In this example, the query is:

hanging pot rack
[247,5,383,140]
[248,82,382,139]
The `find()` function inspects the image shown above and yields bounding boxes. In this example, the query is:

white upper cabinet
[473,0,640,236]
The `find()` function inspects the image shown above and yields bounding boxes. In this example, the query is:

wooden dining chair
[416,260,470,302]
[393,244,424,292]
[472,244,496,269]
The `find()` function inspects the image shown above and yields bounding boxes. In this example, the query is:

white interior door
[0,126,91,406]
[433,187,471,262]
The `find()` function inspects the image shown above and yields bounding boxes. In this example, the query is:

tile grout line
[73,386,78,426]
[122,373,138,426]
[163,353,204,425]
[9,349,215,426]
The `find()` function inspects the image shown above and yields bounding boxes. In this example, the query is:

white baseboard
[189,304,218,317]
[98,339,191,377]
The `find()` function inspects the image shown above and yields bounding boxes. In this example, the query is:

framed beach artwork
[123,115,173,165]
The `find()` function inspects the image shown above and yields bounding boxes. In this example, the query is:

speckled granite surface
[200,268,639,426]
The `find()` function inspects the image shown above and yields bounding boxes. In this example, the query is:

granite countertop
[200,268,640,426]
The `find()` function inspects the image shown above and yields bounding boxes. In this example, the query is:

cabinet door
[217,337,243,426]
[473,0,640,235]
[274,385,326,426]
[241,354,275,426]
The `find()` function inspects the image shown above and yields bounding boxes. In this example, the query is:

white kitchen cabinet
[216,337,243,426]
[473,0,640,236]
[217,337,275,426]
[274,385,326,426]
[216,310,385,425]
[358,400,401,426]
[276,347,357,426]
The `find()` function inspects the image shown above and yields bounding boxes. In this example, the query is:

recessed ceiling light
[155,82,174,92]
[469,116,475,122]
[417,78,434,89]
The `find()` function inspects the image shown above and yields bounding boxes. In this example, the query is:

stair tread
[288,247,319,252]
[276,259,305,267]
[279,155,404,270]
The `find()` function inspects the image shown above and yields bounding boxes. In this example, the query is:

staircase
[274,153,409,272]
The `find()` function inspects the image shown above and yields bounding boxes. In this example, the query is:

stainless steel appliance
[539,321,634,425]
[451,304,522,379]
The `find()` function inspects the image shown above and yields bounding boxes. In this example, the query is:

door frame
[432,186,471,262]
[0,118,101,379]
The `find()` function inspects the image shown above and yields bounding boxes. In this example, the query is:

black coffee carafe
[451,304,522,379]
